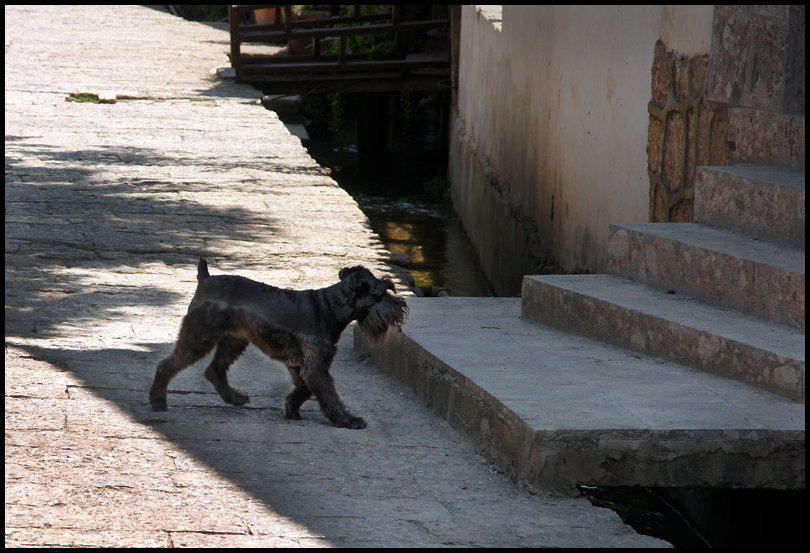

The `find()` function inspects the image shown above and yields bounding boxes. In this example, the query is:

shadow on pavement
[5,138,285,340]
[10,338,441,546]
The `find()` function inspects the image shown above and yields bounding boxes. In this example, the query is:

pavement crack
[168,530,250,536]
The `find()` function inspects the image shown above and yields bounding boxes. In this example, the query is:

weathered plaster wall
[449,5,713,295]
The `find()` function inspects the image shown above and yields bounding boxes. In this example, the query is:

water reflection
[352,193,492,297]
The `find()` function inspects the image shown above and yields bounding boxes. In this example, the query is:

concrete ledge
[355,297,805,494]
[607,222,805,329]
[522,274,805,402]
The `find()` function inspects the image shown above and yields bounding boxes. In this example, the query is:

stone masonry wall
[708,5,805,116]
[708,5,805,168]
[647,39,727,223]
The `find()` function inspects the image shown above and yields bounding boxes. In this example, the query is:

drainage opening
[579,485,806,548]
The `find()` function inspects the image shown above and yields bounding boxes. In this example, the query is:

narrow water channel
[304,136,491,297]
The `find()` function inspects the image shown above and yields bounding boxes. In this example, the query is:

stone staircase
[523,166,805,402]
[518,99,805,488]
[524,85,805,404]
[359,121,804,497]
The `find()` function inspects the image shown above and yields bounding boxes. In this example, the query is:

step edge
[523,274,805,360]
[608,222,805,275]
[522,275,805,402]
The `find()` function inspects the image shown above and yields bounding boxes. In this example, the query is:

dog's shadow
[13,337,404,543]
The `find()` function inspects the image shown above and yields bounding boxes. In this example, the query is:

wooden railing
[228,5,451,91]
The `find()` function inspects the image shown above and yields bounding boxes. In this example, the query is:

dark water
[580,485,806,549]
[349,192,491,296]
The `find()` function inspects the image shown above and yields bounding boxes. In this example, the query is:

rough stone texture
[522,274,805,402]
[694,165,805,247]
[607,223,805,330]
[356,298,805,493]
[705,6,805,168]
[725,106,805,167]
[647,40,725,223]
[8,339,671,548]
[662,111,686,196]
[708,5,805,115]
[5,5,667,548]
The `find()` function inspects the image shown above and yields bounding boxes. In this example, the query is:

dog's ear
[339,265,368,281]
[339,267,353,281]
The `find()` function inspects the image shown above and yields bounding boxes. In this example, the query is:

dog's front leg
[298,357,366,430]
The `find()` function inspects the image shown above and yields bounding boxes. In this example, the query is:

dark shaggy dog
[149,258,407,429]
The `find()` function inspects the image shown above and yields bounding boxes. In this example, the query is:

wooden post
[449,5,461,106]
[228,5,242,81]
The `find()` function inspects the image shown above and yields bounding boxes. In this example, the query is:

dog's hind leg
[204,336,250,406]
[149,301,230,411]
[284,366,312,420]
[239,313,316,420]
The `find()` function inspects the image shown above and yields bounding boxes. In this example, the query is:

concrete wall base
[448,111,559,296]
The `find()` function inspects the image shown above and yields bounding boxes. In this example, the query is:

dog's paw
[285,408,302,420]
[284,399,302,420]
[149,398,168,411]
[222,389,250,406]
[337,415,367,430]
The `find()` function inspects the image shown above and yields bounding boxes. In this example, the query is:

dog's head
[339,266,408,343]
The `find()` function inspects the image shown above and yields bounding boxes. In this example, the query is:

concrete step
[355,297,805,495]
[521,274,805,402]
[607,222,805,330]
[695,165,805,247]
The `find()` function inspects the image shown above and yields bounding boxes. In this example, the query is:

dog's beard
[357,293,408,343]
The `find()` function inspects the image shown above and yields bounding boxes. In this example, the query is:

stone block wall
[647,40,727,223]
[708,5,805,168]
[707,5,805,115]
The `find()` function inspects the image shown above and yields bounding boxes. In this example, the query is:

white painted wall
[451,5,713,278]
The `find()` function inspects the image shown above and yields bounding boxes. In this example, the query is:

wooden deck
[228,5,452,94]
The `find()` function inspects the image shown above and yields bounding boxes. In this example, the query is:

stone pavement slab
[5,4,668,548]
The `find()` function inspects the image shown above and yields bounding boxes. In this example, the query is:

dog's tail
[197,257,210,283]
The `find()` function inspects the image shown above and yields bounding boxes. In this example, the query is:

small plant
[65,93,116,104]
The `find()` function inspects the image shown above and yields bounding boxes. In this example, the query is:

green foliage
[301,5,397,61]
[203,5,227,21]
[67,93,102,103]
[65,92,116,104]
[327,92,348,132]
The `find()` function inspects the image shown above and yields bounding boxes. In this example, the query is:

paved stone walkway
[5,5,667,547]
